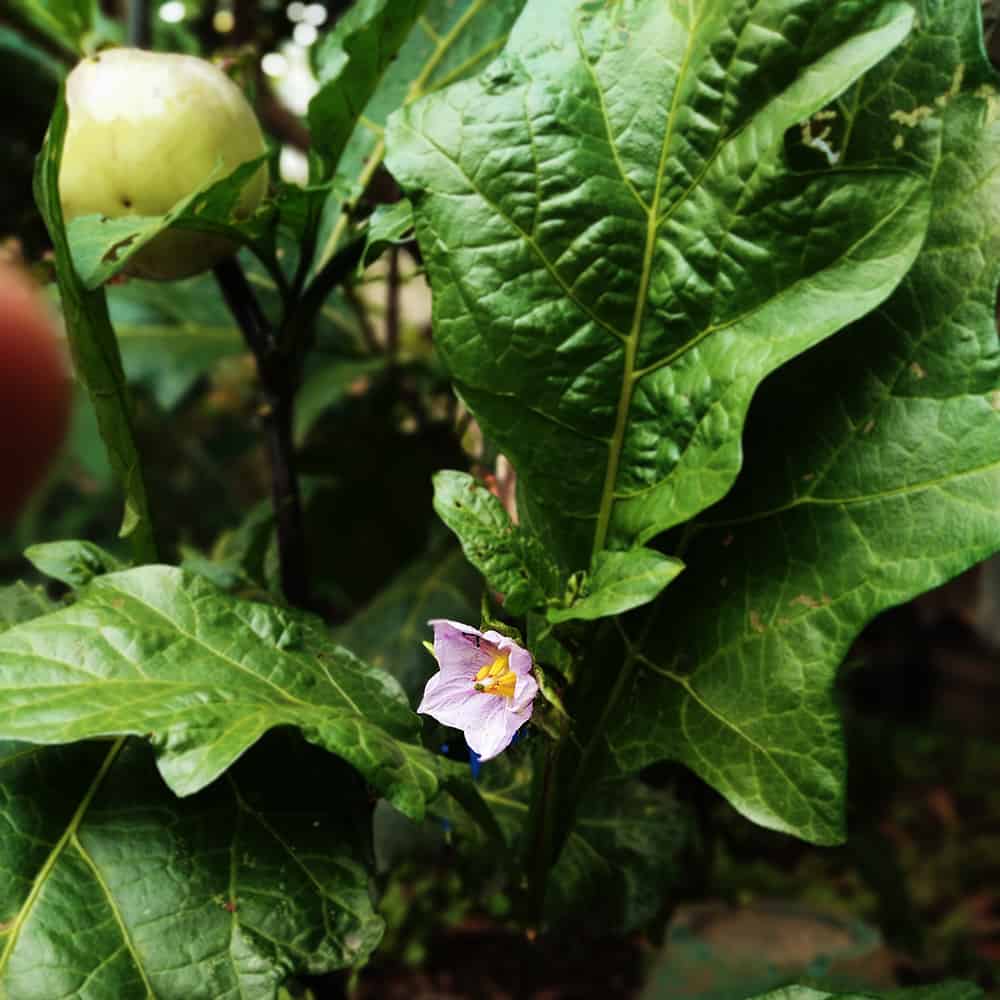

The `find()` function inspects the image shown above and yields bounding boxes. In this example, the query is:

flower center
[473,653,516,699]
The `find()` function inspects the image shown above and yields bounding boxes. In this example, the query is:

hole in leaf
[102,234,137,263]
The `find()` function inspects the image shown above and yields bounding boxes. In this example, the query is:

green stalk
[535,610,658,903]
[525,737,563,926]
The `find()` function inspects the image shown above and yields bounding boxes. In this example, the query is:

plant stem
[215,258,275,361]
[537,610,659,901]
[261,390,311,608]
[127,0,151,48]
[214,257,312,609]
[527,738,562,925]
[385,245,400,362]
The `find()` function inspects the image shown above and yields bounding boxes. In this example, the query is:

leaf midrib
[591,6,702,558]
[0,738,128,981]
[700,450,1000,530]
[634,656,823,833]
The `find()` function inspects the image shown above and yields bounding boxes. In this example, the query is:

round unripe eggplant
[59,48,268,281]
[0,264,72,522]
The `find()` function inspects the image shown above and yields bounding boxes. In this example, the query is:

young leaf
[6,0,99,56]
[308,0,428,178]
[33,87,157,561]
[0,565,454,820]
[433,470,560,614]
[386,0,931,568]
[24,539,123,587]
[0,736,385,998]
[0,583,56,632]
[547,549,683,624]
[66,155,275,289]
[608,0,1000,845]
[360,198,414,269]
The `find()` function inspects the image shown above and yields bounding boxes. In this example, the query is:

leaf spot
[790,594,821,609]
[863,419,876,434]
[749,611,765,634]
[890,105,934,128]
[910,361,927,379]
[990,390,1000,411]
[975,83,1000,125]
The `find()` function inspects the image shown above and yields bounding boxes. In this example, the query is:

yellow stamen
[475,653,508,682]
[473,652,516,699]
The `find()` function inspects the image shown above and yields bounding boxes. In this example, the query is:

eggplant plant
[0,0,998,995]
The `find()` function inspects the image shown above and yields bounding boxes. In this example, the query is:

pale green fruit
[59,48,268,281]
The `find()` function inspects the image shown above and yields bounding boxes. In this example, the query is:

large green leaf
[312,0,528,272]
[608,0,1000,844]
[386,0,931,569]
[0,735,384,999]
[0,566,453,820]
[34,88,158,561]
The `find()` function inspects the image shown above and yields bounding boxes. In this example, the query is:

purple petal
[417,670,478,729]
[430,620,492,678]
[506,642,533,677]
[467,701,528,760]
[447,687,503,732]
[512,671,539,713]
[420,620,538,761]
[477,630,532,676]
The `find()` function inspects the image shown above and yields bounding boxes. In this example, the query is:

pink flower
[417,619,538,760]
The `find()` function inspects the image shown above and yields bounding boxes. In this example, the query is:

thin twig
[287,232,369,364]
[343,284,380,355]
[214,257,312,609]
[214,257,276,368]
[385,245,400,362]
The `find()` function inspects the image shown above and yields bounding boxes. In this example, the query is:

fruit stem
[214,257,312,610]
[127,0,151,48]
